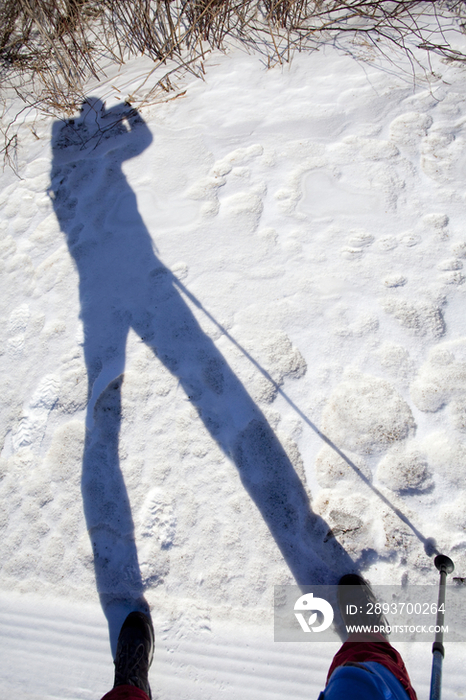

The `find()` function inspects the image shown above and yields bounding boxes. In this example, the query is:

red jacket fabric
[327,633,417,700]
[101,685,150,700]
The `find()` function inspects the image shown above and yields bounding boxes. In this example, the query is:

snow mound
[377,344,413,380]
[321,371,416,455]
[389,112,433,149]
[376,445,432,494]
[380,297,446,338]
[410,341,466,425]
[422,432,466,487]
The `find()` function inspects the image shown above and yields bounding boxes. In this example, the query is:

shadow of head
[51,95,153,159]
[76,96,138,126]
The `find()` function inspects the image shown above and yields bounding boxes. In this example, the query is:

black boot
[337,573,389,638]
[114,611,154,698]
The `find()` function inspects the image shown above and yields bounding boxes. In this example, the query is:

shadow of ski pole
[174,277,439,559]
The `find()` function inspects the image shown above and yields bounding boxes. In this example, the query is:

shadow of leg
[82,375,150,654]
[134,281,356,586]
[232,417,355,585]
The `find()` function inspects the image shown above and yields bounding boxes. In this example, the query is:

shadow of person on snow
[50,98,356,652]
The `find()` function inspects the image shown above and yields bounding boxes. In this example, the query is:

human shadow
[50,98,356,651]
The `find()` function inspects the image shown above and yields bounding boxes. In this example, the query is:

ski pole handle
[429,554,454,700]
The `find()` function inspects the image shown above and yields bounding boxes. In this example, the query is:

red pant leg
[327,633,417,700]
[101,685,150,700]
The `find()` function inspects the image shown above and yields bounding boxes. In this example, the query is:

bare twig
[1,1,466,169]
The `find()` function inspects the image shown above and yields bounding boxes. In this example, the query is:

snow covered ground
[1,24,466,698]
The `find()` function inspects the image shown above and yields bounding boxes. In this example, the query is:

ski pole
[429,554,454,700]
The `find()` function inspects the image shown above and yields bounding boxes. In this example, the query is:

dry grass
[1,1,466,167]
